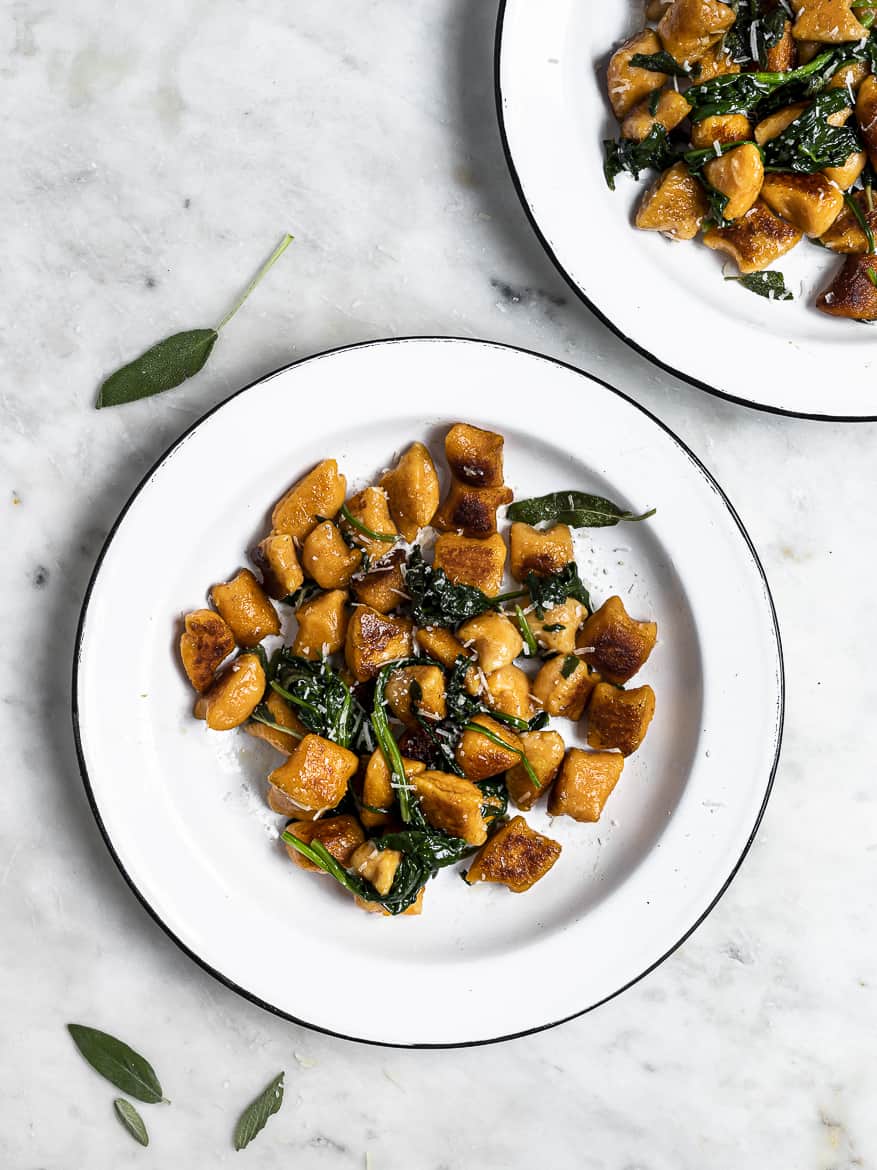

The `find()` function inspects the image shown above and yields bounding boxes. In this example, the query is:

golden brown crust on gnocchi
[702,201,802,273]
[577,596,657,684]
[587,684,656,756]
[345,605,414,682]
[271,458,346,541]
[179,609,235,692]
[379,442,440,541]
[466,816,561,893]
[285,816,365,871]
[251,533,304,601]
[433,532,507,596]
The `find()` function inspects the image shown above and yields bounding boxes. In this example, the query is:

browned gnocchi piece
[577,596,657,684]
[457,611,523,674]
[532,655,599,720]
[759,172,845,238]
[527,597,587,656]
[509,522,574,581]
[483,664,533,722]
[703,200,802,272]
[410,770,489,845]
[285,816,365,871]
[587,684,656,756]
[301,521,361,590]
[433,480,514,537]
[689,113,752,149]
[194,652,266,731]
[548,750,625,822]
[378,442,440,540]
[703,142,764,221]
[341,486,399,559]
[345,605,413,681]
[351,549,408,613]
[466,816,561,893]
[179,608,235,692]
[817,252,877,319]
[620,89,692,142]
[385,664,447,727]
[293,589,349,659]
[444,422,506,487]
[455,715,522,781]
[271,458,346,541]
[506,730,565,811]
[607,29,667,119]
[211,569,280,647]
[361,750,425,830]
[657,0,736,65]
[635,162,709,240]
[251,533,304,600]
[268,732,358,811]
[791,0,868,44]
[433,532,507,596]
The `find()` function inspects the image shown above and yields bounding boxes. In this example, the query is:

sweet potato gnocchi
[177,424,658,915]
[604,0,877,318]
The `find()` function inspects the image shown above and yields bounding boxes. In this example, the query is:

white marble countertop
[2,0,876,1165]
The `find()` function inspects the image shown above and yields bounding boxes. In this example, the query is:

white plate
[73,338,783,1047]
[497,1,877,420]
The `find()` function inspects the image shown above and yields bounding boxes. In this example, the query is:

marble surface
[1,0,875,1165]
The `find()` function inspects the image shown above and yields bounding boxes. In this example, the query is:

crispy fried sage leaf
[507,492,655,528]
[67,1024,166,1103]
[96,233,293,408]
[233,1071,285,1151]
[114,1099,149,1147]
[724,271,794,300]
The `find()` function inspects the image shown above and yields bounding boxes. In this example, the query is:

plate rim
[71,335,785,1049]
[493,0,877,424]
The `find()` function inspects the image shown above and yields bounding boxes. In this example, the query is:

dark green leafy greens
[67,1025,167,1104]
[269,651,371,751]
[525,563,591,617]
[96,234,293,408]
[724,271,794,299]
[762,90,861,172]
[603,124,677,189]
[723,1,788,67]
[404,546,500,627]
[629,50,699,77]
[114,1099,149,1147]
[507,491,655,529]
[233,1072,285,1151]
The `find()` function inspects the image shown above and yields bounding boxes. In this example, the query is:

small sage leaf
[233,1071,285,1151]
[96,328,218,408]
[67,1024,166,1103]
[506,491,655,529]
[95,233,293,410]
[114,1099,149,1147]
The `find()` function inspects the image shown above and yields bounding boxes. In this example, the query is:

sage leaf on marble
[96,232,294,408]
[67,1024,167,1103]
[506,491,656,529]
[233,1071,285,1151]
[114,1098,150,1147]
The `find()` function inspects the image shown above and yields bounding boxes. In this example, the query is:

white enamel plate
[74,339,783,1046]
[497,1,877,419]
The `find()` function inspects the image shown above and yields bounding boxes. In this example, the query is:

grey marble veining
[1,0,876,1166]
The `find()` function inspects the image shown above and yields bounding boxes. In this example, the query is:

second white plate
[497,0,877,419]
[74,338,783,1046]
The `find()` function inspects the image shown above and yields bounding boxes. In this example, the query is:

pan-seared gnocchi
[603,2,877,318]
[178,424,658,916]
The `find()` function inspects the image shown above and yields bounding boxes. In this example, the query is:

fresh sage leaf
[233,1071,285,1151]
[114,1099,149,1147]
[97,329,218,408]
[724,271,794,300]
[507,492,655,528]
[96,233,293,409]
[67,1024,167,1103]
